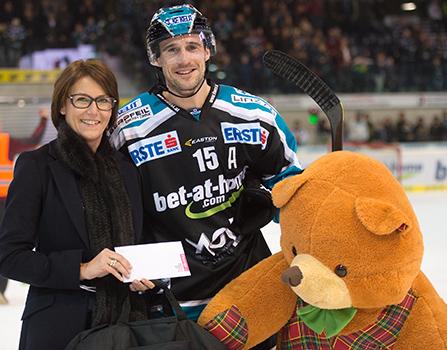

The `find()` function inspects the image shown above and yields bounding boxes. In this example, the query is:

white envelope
[115,241,191,283]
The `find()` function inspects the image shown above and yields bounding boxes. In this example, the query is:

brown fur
[199,151,447,349]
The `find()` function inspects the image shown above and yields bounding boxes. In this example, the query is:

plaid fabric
[278,297,333,350]
[333,290,417,350]
[204,305,248,350]
[279,290,417,350]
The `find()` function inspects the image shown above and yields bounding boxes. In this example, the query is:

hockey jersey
[110,82,302,301]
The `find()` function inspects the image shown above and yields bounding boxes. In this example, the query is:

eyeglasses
[68,94,117,111]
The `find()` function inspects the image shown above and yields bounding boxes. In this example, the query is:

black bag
[65,282,226,350]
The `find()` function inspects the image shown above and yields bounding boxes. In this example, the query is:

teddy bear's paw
[203,305,248,350]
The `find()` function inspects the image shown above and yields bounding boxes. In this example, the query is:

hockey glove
[230,173,275,235]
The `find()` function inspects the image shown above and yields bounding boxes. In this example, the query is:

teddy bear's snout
[281,266,303,287]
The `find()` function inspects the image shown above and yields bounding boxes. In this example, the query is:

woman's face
[60,76,113,152]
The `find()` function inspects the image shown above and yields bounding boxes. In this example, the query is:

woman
[0,59,153,350]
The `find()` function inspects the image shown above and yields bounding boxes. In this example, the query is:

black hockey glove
[229,173,275,235]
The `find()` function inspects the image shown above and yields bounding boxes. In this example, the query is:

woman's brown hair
[51,59,119,129]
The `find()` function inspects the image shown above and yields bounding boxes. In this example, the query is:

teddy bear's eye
[291,246,297,256]
[335,264,348,277]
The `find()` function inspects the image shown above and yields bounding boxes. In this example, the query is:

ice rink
[1,191,446,349]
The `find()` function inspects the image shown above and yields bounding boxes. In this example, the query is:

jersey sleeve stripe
[263,165,302,189]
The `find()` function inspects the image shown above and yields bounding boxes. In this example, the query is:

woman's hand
[129,279,155,293]
[80,248,132,282]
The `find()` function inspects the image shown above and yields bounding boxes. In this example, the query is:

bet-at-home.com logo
[153,168,246,219]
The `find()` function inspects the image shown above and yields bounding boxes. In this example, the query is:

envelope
[115,241,191,282]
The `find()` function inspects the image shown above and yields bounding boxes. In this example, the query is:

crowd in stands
[2,0,447,94]
[311,110,447,145]
[1,1,447,145]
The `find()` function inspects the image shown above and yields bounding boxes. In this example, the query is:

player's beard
[166,70,205,98]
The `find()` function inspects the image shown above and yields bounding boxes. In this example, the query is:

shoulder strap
[118,280,188,323]
[153,279,188,320]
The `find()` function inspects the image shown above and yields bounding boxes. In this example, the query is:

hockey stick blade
[263,50,344,151]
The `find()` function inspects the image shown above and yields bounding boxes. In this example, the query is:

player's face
[156,34,210,97]
[60,76,112,152]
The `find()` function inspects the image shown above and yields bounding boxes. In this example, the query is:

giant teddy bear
[198,151,447,349]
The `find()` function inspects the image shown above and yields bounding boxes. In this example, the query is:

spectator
[317,115,331,144]
[4,17,26,66]
[442,112,447,140]
[0,107,49,305]
[376,117,396,143]
[291,120,310,145]
[7,107,49,161]
[395,112,411,142]
[0,1,16,24]
[347,112,370,143]
[371,51,388,92]
[430,56,444,91]
[429,115,444,140]
[411,116,429,142]
[213,12,233,45]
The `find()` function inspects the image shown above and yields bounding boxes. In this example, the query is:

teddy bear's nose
[281,266,303,287]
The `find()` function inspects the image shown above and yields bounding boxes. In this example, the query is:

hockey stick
[263,50,344,151]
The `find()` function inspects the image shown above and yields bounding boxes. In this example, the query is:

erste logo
[128,131,182,166]
[221,122,269,149]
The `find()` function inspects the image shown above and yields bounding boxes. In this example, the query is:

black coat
[0,140,143,350]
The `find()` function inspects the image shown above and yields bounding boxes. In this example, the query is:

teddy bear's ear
[355,197,411,236]
[272,174,308,208]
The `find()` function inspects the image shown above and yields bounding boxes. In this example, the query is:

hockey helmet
[146,4,217,65]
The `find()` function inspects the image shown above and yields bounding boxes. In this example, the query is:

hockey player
[110,3,302,333]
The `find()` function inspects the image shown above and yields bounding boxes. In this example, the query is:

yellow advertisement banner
[0,69,61,84]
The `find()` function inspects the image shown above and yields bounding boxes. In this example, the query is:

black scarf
[55,121,146,326]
